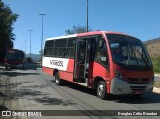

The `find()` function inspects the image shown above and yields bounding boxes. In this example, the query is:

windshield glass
[5,50,25,59]
[107,34,152,66]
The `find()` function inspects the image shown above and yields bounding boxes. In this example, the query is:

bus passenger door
[74,39,87,83]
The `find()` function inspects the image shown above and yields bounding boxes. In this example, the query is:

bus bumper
[110,77,154,95]
[5,63,24,69]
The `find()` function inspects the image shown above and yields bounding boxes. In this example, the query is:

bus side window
[54,39,67,57]
[44,40,54,56]
[96,35,109,67]
[62,48,66,57]
[66,38,75,58]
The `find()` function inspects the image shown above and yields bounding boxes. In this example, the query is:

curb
[153,87,160,94]
[154,74,160,77]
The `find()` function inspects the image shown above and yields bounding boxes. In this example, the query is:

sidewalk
[154,73,160,77]
[153,87,160,93]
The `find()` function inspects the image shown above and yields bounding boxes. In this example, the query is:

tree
[0,0,18,62]
[65,25,92,35]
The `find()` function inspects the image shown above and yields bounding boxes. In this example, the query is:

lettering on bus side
[50,60,64,67]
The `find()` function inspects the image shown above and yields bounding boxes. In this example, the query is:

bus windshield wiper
[126,44,130,66]
[136,49,148,66]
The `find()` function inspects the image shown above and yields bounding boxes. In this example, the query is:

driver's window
[78,42,86,61]
[96,35,109,67]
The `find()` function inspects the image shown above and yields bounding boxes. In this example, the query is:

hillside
[144,38,160,57]
[25,53,41,62]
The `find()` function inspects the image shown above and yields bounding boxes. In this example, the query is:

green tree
[0,0,18,62]
[65,25,92,35]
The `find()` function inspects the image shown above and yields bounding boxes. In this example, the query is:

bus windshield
[5,50,24,59]
[107,34,152,66]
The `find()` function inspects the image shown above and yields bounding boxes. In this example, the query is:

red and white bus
[42,31,154,99]
[4,49,25,69]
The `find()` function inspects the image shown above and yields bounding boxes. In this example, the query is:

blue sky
[3,0,160,54]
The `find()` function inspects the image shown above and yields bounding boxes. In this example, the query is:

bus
[4,49,25,69]
[42,31,154,99]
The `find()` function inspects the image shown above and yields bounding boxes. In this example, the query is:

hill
[144,37,160,73]
[25,53,41,62]
[144,38,160,57]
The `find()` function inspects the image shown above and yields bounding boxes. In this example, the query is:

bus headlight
[149,76,154,82]
[151,76,154,80]
[115,70,125,81]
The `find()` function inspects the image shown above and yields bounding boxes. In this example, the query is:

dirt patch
[154,82,160,88]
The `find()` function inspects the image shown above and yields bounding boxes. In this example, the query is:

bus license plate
[135,91,143,94]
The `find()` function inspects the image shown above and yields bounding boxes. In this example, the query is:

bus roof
[8,49,24,53]
[45,31,129,41]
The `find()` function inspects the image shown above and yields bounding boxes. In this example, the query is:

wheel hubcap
[55,77,59,84]
[98,84,104,96]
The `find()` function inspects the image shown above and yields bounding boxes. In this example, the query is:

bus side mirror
[98,40,103,48]
[101,57,107,62]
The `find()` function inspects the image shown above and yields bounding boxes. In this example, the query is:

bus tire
[55,72,62,85]
[97,81,107,100]
[133,94,142,98]
[22,64,24,69]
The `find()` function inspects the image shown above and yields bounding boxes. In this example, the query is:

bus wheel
[55,72,62,85]
[97,81,107,100]
[133,94,142,98]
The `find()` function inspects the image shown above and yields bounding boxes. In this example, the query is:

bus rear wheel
[97,81,107,100]
[5,65,10,70]
[55,72,62,85]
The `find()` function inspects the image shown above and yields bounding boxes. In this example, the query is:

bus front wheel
[55,72,62,85]
[97,81,107,100]
[5,66,8,69]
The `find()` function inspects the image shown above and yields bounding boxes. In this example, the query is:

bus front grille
[127,78,150,84]
[130,86,146,91]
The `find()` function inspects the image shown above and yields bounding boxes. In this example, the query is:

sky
[3,0,160,54]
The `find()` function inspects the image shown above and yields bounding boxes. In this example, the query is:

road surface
[0,63,160,119]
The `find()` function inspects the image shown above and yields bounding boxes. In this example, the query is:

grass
[151,56,160,73]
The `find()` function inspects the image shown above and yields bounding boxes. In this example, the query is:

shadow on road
[23,63,41,70]
[0,92,7,97]
[1,70,77,108]
[0,92,8,109]
[35,97,76,106]
[15,88,77,106]
[106,92,160,104]
[63,81,96,96]
[0,105,8,111]
[0,80,9,111]
[6,80,77,107]
[59,81,160,104]
[0,71,39,77]
[0,63,39,72]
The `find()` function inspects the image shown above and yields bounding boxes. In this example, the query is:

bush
[25,57,33,63]
[151,56,160,73]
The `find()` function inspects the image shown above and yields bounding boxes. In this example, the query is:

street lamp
[39,13,46,65]
[28,30,33,59]
[21,44,24,51]
[24,40,26,57]
[86,0,89,32]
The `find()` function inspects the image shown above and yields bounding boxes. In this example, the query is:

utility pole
[24,40,26,57]
[28,30,33,59]
[86,0,89,32]
[39,13,46,65]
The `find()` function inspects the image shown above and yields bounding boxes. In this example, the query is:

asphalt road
[0,63,160,119]
[155,76,160,82]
